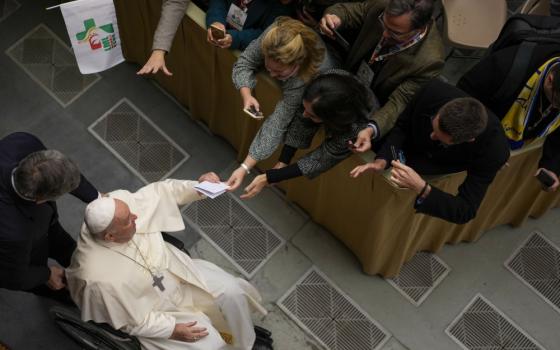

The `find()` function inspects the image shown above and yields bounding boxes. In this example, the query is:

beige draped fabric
[113,0,560,277]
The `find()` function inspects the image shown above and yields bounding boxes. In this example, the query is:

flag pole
[46,4,62,10]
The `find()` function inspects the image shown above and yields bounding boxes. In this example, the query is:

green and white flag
[60,0,124,74]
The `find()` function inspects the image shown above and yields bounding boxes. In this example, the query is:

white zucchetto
[85,197,116,234]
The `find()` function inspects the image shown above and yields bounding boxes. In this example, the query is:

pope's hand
[137,50,172,76]
[198,172,221,183]
[241,174,268,199]
[170,321,209,342]
[47,265,66,290]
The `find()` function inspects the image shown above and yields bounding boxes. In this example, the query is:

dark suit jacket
[458,44,560,175]
[326,0,444,137]
[0,132,98,291]
[376,80,510,224]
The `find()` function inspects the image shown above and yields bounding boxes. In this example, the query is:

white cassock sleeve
[123,311,176,339]
[150,179,202,206]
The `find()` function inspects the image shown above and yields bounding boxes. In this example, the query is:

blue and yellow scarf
[502,57,560,149]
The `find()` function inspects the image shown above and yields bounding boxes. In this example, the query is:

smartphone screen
[332,29,350,51]
[210,25,225,40]
[243,107,264,119]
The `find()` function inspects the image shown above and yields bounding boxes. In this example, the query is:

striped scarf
[502,57,560,149]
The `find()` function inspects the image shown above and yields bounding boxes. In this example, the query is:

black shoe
[254,325,272,338]
[252,337,273,350]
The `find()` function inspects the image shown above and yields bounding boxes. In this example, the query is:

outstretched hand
[350,158,387,178]
[137,50,172,76]
[227,167,247,192]
[389,160,424,193]
[241,174,268,199]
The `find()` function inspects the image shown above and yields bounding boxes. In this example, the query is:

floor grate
[505,231,560,315]
[277,267,391,350]
[387,252,450,306]
[5,24,100,107]
[182,193,284,278]
[0,0,20,22]
[89,98,189,184]
[446,294,545,350]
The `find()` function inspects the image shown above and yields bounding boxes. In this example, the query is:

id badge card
[357,60,374,87]
[226,3,247,31]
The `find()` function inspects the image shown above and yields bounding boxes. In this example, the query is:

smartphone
[390,145,406,164]
[332,28,350,51]
[210,24,225,40]
[243,106,264,119]
[536,169,555,187]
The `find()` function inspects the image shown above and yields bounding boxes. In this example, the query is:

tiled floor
[1,1,559,350]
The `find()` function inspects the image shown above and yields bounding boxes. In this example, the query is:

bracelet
[240,163,251,175]
[418,182,429,198]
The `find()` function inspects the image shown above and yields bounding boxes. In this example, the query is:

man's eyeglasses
[378,12,418,41]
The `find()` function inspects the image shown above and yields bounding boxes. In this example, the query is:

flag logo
[76,18,117,51]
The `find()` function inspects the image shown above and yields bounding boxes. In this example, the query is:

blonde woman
[228,17,336,191]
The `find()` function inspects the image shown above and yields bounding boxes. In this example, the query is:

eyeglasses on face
[377,12,418,40]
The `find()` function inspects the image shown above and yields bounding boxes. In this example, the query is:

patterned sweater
[232,24,337,161]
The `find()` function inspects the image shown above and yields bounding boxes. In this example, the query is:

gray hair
[386,0,434,29]
[13,150,81,201]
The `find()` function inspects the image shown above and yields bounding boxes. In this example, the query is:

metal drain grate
[0,0,20,22]
[277,267,391,350]
[182,193,284,278]
[446,294,545,350]
[5,24,100,106]
[386,252,450,306]
[506,231,560,314]
[89,98,189,184]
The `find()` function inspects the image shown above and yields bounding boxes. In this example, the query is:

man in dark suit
[0,132,98,302]
[458,43,560,192]
[319,0,444,150]
[350,80,510,224]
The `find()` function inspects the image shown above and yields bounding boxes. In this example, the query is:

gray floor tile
[387,252,450,307]
[446,294,545,350]
[6,24,100,107]
[505,231,560,315]
[89,98,190,184]
[277,267,391,350]
[183,193,285,278]
[0,0,20,23]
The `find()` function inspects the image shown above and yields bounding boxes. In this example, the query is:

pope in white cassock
[66,173,268,350]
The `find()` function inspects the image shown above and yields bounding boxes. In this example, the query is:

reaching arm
[152,0,190,52]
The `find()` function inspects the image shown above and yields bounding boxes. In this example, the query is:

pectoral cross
[152,274,165,291]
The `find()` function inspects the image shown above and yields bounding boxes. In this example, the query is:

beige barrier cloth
[114,0,560,277]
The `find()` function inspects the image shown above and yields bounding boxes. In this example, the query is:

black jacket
[0,132,98,291]
[376,80,510,224]
[458,44,560,176]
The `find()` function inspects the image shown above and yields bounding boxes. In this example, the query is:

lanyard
[369,27,427,64]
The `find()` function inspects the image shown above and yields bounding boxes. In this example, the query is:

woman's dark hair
[302,73,371,132]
